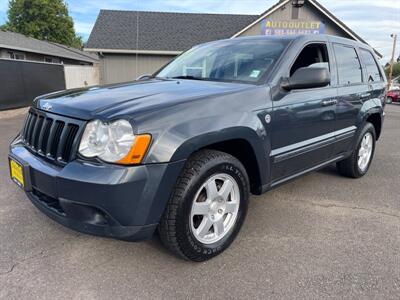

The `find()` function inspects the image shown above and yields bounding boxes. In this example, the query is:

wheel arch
[360,99,383,141]
[170,127,269,195]
[366,113,382,140]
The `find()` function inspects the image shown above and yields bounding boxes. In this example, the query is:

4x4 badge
[265,114,271,124]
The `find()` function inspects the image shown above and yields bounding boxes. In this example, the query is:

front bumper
[10,141,185,241]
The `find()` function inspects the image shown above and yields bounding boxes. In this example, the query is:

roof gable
[85,10,258,52]
[231,0,382,58]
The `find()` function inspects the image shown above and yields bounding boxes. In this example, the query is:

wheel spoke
[219,179,233,201]
[192,202,210,215]
[196,217,213,238]
[365,134,371,145]
[225,201,237,213]
[205,179,218,199]
[358,158,363,168]
[213,219,224,236]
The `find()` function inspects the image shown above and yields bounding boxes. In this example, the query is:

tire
[386,97,393,104]
[158,150,249,262]
[337,122,376,178]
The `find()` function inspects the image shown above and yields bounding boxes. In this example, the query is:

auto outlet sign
[261,20,325,36]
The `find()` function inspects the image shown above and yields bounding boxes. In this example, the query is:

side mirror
[281,67,330,91]
[136,74,153,81]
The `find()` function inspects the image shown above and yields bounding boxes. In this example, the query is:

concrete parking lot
[0,105,399,299]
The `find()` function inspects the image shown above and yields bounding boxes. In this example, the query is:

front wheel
[158,150,249,262]
[386,97,393,104]
[337,122,376,178]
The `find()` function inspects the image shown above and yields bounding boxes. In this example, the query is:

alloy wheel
[190,173,240,244]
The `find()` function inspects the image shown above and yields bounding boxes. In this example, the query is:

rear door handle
[321,99,337,106]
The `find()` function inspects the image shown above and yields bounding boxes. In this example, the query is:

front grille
[21,109,83,164]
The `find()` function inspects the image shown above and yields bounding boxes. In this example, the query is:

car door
[332,43,368,155]
[270,42,337,182]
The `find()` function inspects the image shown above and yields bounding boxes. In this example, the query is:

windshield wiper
[170,75,205,81]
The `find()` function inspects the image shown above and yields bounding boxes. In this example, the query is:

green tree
[2,0,82,48]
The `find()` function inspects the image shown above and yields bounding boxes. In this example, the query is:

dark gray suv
[9,35,386,261]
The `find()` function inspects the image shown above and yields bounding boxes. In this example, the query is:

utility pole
[388,34,397,90]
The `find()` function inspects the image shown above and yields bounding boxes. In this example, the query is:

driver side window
[290,43,330,79]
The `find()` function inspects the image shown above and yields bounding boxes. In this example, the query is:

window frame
[332,43,364,87]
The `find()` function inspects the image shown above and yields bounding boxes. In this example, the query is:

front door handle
[321,99,338,106]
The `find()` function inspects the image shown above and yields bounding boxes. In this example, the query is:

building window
[44,57,60,64]
[8,51,26,60]
[44,57,54,63]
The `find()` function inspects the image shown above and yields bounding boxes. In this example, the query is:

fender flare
[170,126,270,188]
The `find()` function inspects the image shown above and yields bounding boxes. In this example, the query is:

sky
[0,0,399,62]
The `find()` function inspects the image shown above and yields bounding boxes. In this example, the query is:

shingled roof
[0,30,98,63]
[85,10,258,52]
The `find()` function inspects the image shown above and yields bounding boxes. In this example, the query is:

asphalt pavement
[0,105,399,299]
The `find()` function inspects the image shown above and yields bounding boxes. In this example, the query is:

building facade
[85,0,381,85]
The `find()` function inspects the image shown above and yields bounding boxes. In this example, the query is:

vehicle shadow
[317,164,339,177]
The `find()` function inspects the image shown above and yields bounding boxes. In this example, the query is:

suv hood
[35,79,251,120]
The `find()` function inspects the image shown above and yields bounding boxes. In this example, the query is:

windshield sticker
[250,70,261,78]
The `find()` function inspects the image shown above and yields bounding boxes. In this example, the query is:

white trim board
[84,48,182,55]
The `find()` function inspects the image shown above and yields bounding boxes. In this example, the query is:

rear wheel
[386,97,393,104]
[158,150,249,262]
[337,122,376,178]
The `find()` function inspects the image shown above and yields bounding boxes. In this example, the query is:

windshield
[156,39,289,84]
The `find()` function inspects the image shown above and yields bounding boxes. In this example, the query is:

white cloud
[74,21,94,35]
[325,0,400,10]
[0,0,8,13]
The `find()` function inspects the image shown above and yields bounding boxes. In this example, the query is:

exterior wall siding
[64,65,100,89]
[238,2,349,38]
[99,54,174,84]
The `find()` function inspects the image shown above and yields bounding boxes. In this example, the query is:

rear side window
[360,49,382,82]
[334,44,363,85]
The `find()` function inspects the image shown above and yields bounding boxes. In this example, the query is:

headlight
[78,119,151,164]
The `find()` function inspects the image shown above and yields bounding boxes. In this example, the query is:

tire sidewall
[178,157,249,259]
[354,123,376,176]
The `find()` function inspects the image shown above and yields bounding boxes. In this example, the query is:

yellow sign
[262,20,325,35]
[10,159,24,188]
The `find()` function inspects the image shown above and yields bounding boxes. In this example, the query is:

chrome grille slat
[32,116,44,150]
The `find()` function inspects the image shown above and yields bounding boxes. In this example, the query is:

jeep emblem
[42,102,52,111]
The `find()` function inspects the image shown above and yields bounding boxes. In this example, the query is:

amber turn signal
[117,134,152,165]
